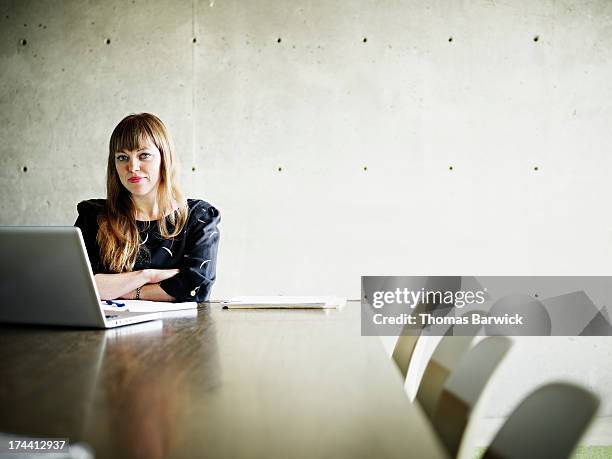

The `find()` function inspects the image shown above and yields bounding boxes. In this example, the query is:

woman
[75,113,220,302]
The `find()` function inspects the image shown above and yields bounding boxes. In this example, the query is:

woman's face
[114,139,162,198]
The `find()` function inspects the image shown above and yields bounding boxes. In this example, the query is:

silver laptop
[0,227,161,328]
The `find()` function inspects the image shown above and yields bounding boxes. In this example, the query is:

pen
[105,300,126,308]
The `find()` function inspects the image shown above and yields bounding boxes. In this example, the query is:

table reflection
[0,309,221,459]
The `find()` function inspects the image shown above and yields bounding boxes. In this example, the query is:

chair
[427,337,512,457]
[392,302,467,380]
[392,311,512,458]
[482,383,599,459]
[404,334,446,401]
[410,310,488,406]
[392,333,419,379]
[415,335,476,418]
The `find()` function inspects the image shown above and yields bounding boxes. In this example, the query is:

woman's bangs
[111,118,156,154]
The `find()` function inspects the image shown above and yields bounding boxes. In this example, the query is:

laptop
[0,227,161,328]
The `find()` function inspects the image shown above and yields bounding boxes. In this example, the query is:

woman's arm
[120,283,177,302]
[158,204,220,302]
[95,269,179,300]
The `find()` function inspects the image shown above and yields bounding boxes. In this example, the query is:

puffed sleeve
[159,203,220,302]
[74,200,104,274]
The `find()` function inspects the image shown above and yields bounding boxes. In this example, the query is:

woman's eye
[140,153,152,160]
[116,155,128,162]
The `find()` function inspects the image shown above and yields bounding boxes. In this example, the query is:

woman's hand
[144,268,180,284]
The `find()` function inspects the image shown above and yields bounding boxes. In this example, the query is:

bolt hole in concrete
[193,37,197,43]
[277,167,282,172]
[533,35,539,42]
[534,166,539,171]
[22,166,28,172]
[363,166,368,171]
[192,166,196,172]
[20,39,27,46]
[362,37,367,43]
[448,37,453,42]
[277,37,281,43]
[449,166,454,171]
[105,38,111,44]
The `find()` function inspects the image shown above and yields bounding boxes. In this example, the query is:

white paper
[221,295,346,309]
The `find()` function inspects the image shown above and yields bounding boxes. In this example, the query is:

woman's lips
[128,176,145,183]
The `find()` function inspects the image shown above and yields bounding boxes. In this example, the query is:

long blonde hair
[97,113,188,273]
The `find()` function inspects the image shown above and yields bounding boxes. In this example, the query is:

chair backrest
[404,334,445,401]
[392,304,475,380]
[482,383,599,459]
[411,310,487,406]
[431,336,512,457]
[391,300,438,378]
[415,335,475,419]
[392,334,419,379]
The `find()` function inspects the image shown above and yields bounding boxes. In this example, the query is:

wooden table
[0,302,446,459]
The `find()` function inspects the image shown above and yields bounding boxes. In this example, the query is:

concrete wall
[2,0,612,419]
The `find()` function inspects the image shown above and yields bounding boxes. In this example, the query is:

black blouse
[74,199,220,302]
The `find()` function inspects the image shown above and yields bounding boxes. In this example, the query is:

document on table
[102,299,198,313]
[221,296,346,309]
